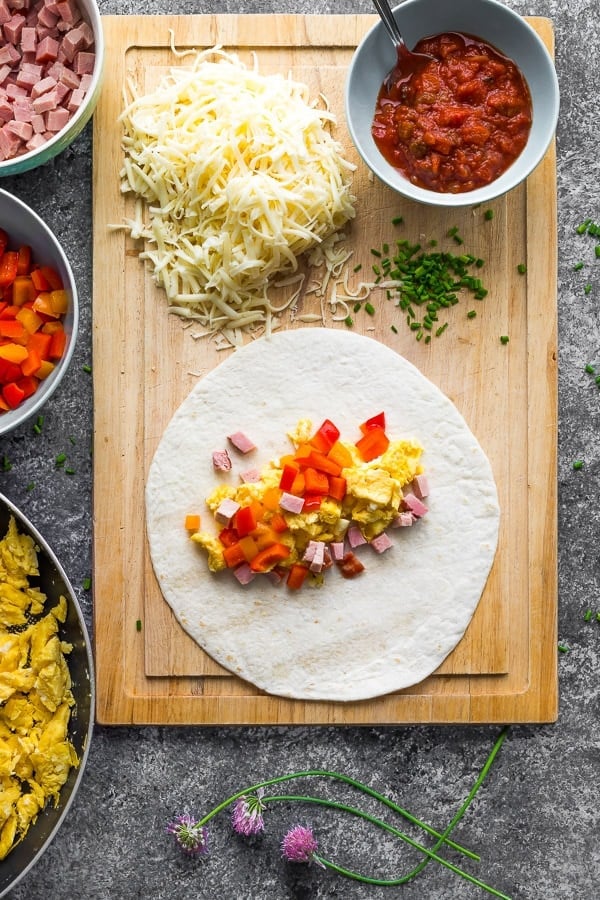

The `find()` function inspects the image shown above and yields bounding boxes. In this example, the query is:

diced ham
[3,13,26,45]
[30,74,56,98]
[45,104,69,131]
[20,25,37,53]
[402,493,428,518]
[0,98,13,119]
[0,44,21,66]
[0,64,11,84]
[58,62,79,88]
[25,130,47,150]
[73,49,93,75]
[211,449,232,472]
[232,562,256,586]
[279,492,304,514]
[239,468,260,483]
[0,2,10,27]
[31,88,57,113]
[12,97,34,121]
[0,123,22,159]
[214,498,240,526]
[66,86,83,111]
[227,431,256,454]
[35,34,59,63]
[302,541,319,563]
[411,474,430,500]
[392,511,414,527]
[329,541,345,562]
[37,4,59,28]
[370,532,393,554]
[30,111,44,132]
[308,541,325,573]
[5,117,32,140]
[347,524,367,548]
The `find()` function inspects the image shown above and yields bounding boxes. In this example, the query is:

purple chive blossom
[231,788,266,836]
[166,814,209,857]
[281,825,319,863]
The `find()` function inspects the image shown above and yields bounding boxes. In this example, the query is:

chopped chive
[82,363,92,374]
[484,209,494,221]
[595,376,600,385]
[573,459,584,470]
[353,263,362,272]
[500,335,509,344]
[55,453,67,466]
[558,643,570,653]
[25,482,34,492]
[584,609,593,622]
[83,577,92,591]
[136,619,142,632]
[364,302,375,316]
[517,263,527,274]
[392,215,404,225]
[344,315,353,327]
[435,323,449,337]
[467,310,477,319]
[585,363,595,373]
[353,301,362,313]
[574,261,584,271]
[576,219,592,234]
[390,324,398,333]
[585,284,593,294]
[65,467,75,475]
[33,414,44,434]
[1,455,11,472]
[370,248,382,258]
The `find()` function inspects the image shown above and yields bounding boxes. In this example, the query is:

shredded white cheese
[118,46,356,346]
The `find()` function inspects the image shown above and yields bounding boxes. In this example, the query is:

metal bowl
[0,189,79,436]
[0,0,105,177]
[0,493,94,899]
[345,0,560,207]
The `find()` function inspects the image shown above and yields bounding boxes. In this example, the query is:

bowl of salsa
[345,0,559,207]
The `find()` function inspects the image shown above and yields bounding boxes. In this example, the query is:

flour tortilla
[146,328,499,701]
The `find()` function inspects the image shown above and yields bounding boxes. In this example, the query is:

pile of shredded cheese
[117,46,356,347]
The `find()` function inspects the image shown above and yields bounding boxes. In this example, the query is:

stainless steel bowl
[0,493,94,899]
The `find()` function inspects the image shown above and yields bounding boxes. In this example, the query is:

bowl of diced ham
[0,0,104,175]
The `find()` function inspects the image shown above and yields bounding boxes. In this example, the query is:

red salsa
[372,32,533,194]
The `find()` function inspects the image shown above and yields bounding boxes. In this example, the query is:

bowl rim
[0,491,95,899]
[0,0,105,175]
[0,188,79,435]
[344,0,560,207]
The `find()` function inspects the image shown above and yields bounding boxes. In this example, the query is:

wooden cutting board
[92,14,557,725]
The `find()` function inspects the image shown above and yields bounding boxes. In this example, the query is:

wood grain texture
[92,14,557,725]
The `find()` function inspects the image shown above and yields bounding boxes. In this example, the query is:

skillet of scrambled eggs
[0,516,78,861]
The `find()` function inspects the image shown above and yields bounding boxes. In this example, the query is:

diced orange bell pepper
[328,475,347,502]
[12,275,36,307]
[286,563,309,590]
[355,426,390,462]
[269,512,288,534]
[305,449,342,477]
[262,487,281,511]
[184,514,201,531]
[27,331,52,360]
[33,292,60,318]
[252,524,281,550]
[21,348,42,377]
[49,289,68,315]
[0,343,28,364]
[290,470,305,496]
[238,535,259,562]
[16,306,43,335]
[249,542,290,573]
[0,319,27,342]
[48,327,66,360]
[327,440,354,469]
[0,229,8,258]
[35,359,55,380]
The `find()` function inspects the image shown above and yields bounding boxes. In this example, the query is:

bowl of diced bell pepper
[0,188,78,435]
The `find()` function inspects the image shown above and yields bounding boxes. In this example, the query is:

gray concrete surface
[1,0,597,897]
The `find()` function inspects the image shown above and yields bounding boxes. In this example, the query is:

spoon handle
[371,0,405,50]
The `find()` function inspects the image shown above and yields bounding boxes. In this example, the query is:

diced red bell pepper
[0,252,18,288]
[0,319,27,342]
[2,380,25,409]
[21,348,42,377]
[279,461,300,492]
[223,542,247,568]
[0,229,8,258]
[286,563,309,590]
[39,265,63,291]
[249,542,290,573]
[359,411,386,434]
[302,495,323,511]
[234,504,258,538]
[218,527,239,548]
[27,330,52,360]
[355,426,390,462]
[48,327,67,360]
[0,358,22,384]
[16,375,37,399]
[16,245,31,276]
[310,418,340,453]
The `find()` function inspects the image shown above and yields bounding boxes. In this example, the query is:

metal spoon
[371,0,432,86]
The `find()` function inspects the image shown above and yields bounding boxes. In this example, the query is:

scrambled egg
[193,419,424,570]
[0,517,78,861]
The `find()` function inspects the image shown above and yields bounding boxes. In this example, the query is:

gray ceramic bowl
[0,0,104,176]
[0,493,94,899]
[345,0,560,207]
[0,189,78,436]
